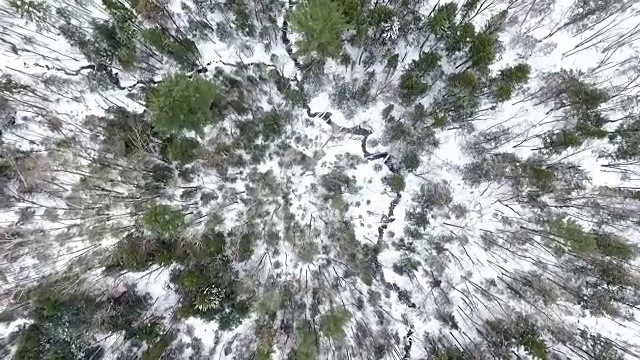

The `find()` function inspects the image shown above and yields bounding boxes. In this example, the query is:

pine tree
[290,0,348,60]
[142,204,186,237]
[146,73,219,136]
[492,63,531,101]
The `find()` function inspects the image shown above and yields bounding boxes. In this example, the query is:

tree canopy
[2,0,640,359]
[290,0,348,60]
[146,73,219,136]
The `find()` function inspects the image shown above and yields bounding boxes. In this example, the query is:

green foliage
[432,70,481,129]
[427,3,458,39]
[591,259,632,288]
[609,118,640,161]
[136,323,163,342]
[543,129,584,153]
[290,0,348,59]
[363,5,396,44]
[255,289,282,317]
[412,52,442,76]
[405,180,453,231]
[369,4,395,27]
[593,231,636,260]
[385,53,399,73]
[562,73,610,110]
[432,348,466,360]
[297,240,320,262]
[229,0,255,36]
[255,341,274,360]
[578,331,624,360]
[334,0,362,25]
[544,118,608,154]
[238,232,256,261]
[485,315,548,360]
[8,0,51,31]
[167,38,200,66]
[548,217,595,254]
[172,250,251,330]
[399,51,441,103]
[493,64,531,101]
[547,217,636,262]
[320,168,359,200]
[284,209,307,244]
[431,112,449,128]
[518,326,549,360]
[526,164,556,193]
[331,193,347,212]
[143,204,186,237]
[146,73,219,136]
[146,163,175,191]
[101,292,159,341]
[544,70,610,113]
[445,22,476,53]
[319,309,351,340]
[468,33,499,69]
[392,254,421,276]
[63,0,140,71]
[435,310,459,330]
[14,285,157,360]
[294,326,318,360]
[381,104,394,119]
[461,0,481,18]
[14,322,87,360]
[166,136,201,163]
[283,86,309,107]
[192,228,227,261]
[385,174,406,192]
[399,72,429,103]
[141,27,165,49]
[106,234,177,271]
[538,71,611,153]
[0,74,31,95]
[102,0,137,37]
[141,28,200,70]
[142,333,176,360]
[236,109,286,162]
[330,72,375,118]
[449,70,479,93]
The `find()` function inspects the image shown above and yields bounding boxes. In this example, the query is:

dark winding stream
[29,13,415,356]
[280,4,413,358]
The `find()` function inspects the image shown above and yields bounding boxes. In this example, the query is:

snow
[1,0,640,357]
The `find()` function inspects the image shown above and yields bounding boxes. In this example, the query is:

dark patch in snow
[281,5,416,358]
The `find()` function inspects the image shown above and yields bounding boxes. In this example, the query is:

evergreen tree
[492,63,531,101]
[3,0,640,359]
[290,0,348,60]
[146,73,220,136]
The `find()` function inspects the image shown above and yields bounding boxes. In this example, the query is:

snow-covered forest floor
[2,0,640,358]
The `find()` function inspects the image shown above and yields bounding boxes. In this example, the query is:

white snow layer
[1,0,640,358]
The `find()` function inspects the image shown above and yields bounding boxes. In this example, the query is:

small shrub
[297,241,319,263]
[142,333,176,360]
[593,231,636,260]
[320,309,351,340]
[238,232,256,261]
[294,326,317,360]
[143,204,186,237]
[518,327,549,360]
[385,173,406,192]
[166,136,201,163]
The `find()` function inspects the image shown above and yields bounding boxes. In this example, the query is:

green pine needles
[290,0,348,60]
[146,73,219,136]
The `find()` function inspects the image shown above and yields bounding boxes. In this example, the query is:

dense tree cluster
[1,0,640,359]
